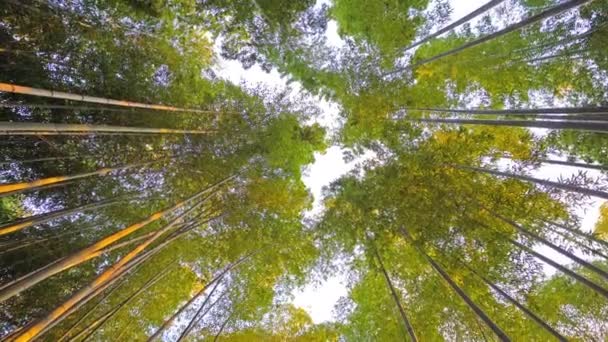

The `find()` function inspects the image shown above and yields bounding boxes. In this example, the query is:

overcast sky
[213,0,604,324]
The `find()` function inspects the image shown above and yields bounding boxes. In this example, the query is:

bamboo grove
[0,0,607,340]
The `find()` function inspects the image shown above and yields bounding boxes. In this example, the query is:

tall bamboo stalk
[0,122,214,136]
[176,274,223,342]
[0,196,126,236]
[371,242,418,342]
[410,117,608,133]
[0,160,160,197]
[400,227,510,342]
[409,0,590,68]
[9,195,220,341]
[402,0,505,52]
[404,106,608,115]
[69,262,175,341]
[0,175,233,304]
[147,252,255,341]
[489,211,608,280]
[455,165,608,200]
[456,259,567,341]
[0,82,216,114]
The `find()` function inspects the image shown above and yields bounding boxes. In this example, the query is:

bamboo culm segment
[409,0,590,68]
[457,259,567,341]
[0,122,214,136]
[10,178,233,341]
[410,117,608,133]
[0,161,156,197]
[0,197,125,236]
[0,177,228,303]
[456,165,608,200]
[0,82,216,114]
[11,210,195,341]
[147,252,254,341]
[400,227,511,342]
[372,242,418,342]
[402,0,505,52]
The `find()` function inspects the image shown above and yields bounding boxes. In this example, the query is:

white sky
[212,0,606,324]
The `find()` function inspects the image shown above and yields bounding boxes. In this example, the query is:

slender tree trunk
[213,311,235,342]
[0,155,79,166]
[544,224,608,261]
[500,232,608,299]
[489,211,608,281]
[176,275,223,342]
[402,0,505,52]
[0,82,217,114]
[0,159,162,197]
[371,243,418,342]
[0,102,230,115]
[400,228,510,342]
[405,106,608,115]
[0,175,231,304]
[9,193,217,341]
[409,117,608,133]
[455,165,608,200]
[536,158,607,172]
[0,196,127,236]
[409,0,590,68]
[544,219,608,249]
[458,259,567,341]
[70,262,175,341]
[147,252,254,342]
[30,225,191,340]
[56,272,133,342]
[0,122,214,136]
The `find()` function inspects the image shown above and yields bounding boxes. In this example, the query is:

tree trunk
[402,0,505,52]
[544,224,608,261]
[0,155,79,166]
[455,165,608,200]
[409,0,590,68]
[0,196,127,236]
[503,234,608,299]
[70,262,175,341]
[400,228,510,342]
[372,243,418,342]
[410,117,608,133]
[9,194,217,341]
[0,160,161,197]
[147,252,254,342]
[544,219,608,249]
[176,275,223,342]
[459,259,567,341]
[489,211,608,281]
[213,311,235,342]
[404,106,608,116]
[0,122,214,136]
[0,175,232,304]
[0,82,218,114]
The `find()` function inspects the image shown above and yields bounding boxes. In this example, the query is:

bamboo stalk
[0,160,155,197]
[11,180,232,340]
[0,122,215,136]
[0,83,217,114]
[0,177,226,303]
[400,227,510,342]
[0,196,125,236]
[410,117,608,133]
